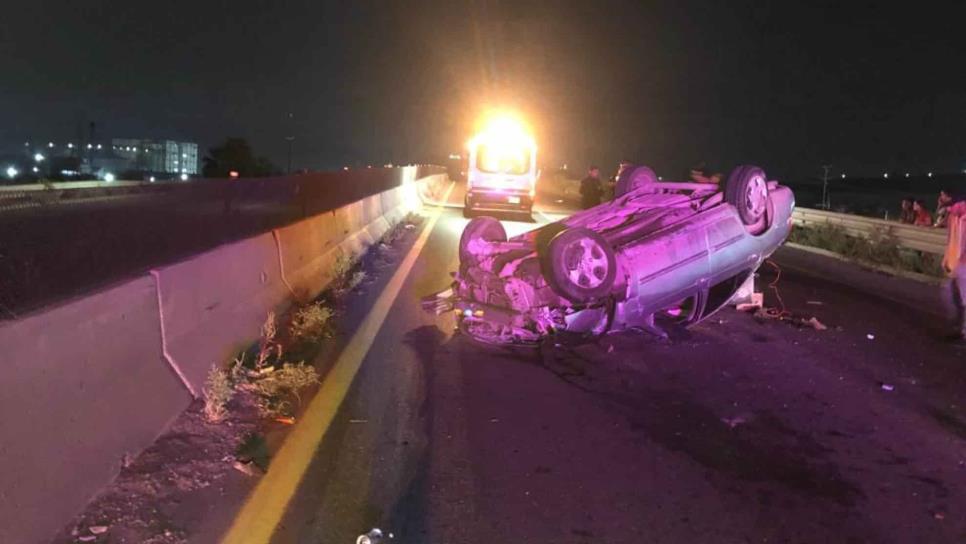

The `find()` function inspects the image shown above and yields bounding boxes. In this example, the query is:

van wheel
[540,227,617,303]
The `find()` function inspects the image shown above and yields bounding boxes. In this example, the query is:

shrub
[347,270,367,290]
[789,224,944,278]
[249,362,320,417]
[333,252,355,281]
[255,312,283,370]
[289,302,333,342]
[203,365,234,423]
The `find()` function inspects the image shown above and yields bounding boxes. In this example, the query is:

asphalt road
[251,183,966,544]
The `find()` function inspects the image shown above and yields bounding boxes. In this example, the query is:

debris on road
[404,223,415,230]
[232,460,257,477]
[807,317,828,331]
[867,333,876,340]
[721,415,749,428]
[933,512,946,521]
[490,418,500,423]
[880,383,895,392]
[88,526,108,535]
[357,528,393,544]
[77,536,96,543]
[349,418,368,424]
[806,300,824,305]
[274,416,295,425]
[737,292,765,312]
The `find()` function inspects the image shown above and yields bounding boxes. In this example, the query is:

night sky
[2,1,963,180]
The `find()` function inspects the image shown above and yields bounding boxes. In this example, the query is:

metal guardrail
[0,180,179,212]
[792,207,948,255]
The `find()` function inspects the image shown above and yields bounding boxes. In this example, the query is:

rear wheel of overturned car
[725,165,770,235]
[541,227,617,303]
[459,216,507,272]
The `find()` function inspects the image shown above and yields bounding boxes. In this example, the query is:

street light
[180,173,188,181]
[6,166,18,179]
[34,153,44,162]
[104,172,115,182]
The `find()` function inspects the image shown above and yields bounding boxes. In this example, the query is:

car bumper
[466,189,533,212]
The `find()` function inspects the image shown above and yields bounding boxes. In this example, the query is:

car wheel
[725,165,769,234]
[459,216,506,271]
[615,165,658,198]
[541,227,617,303]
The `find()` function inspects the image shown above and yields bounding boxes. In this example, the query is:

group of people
[579,161,721,209]
[899,190,957,228]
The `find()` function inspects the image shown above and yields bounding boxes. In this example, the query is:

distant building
[110,139,199,175]
[17,138,199,180]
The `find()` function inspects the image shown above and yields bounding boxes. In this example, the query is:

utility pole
[285,112,295,174]
[285,136,295,174]
[821,164,832,209]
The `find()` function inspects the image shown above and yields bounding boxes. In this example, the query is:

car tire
[541,227,617,303]
[459,216,506,271]
[725,165,769,234]
[615,165,658,198]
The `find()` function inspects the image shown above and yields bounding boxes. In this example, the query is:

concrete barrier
[0,170,448,543]
[154,233,291,395]
[0,277,192,544]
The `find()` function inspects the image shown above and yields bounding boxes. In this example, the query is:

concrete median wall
[154,232,291,395]
[0,276,192,544]
[0,168,448,543]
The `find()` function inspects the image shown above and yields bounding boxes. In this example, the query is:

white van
[464,126,538,217]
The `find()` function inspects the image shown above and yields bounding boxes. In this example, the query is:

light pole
[821,164,832,209]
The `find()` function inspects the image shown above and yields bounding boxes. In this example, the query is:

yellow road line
[221,182,455,543]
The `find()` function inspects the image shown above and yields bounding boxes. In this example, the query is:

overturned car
[423,165,795,345]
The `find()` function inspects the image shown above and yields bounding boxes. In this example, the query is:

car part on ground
[425,164,795,346]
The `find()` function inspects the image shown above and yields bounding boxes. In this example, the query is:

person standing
[899,197,915,224]
[935,190,954,228]
[579,165,604,209]
[913,200,933,226]
[942,200,966,342]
